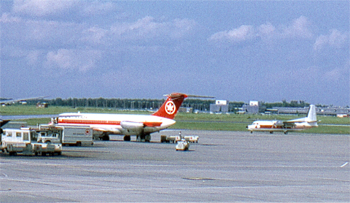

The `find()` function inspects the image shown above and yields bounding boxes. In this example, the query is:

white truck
[37,125,93,146]
[1,128,62,156]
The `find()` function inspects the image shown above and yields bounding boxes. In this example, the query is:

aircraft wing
[91,121,148,136]
[0,119,10,128]
[0,96,47,105]
[92,127,122,134]
[282,121,296,128]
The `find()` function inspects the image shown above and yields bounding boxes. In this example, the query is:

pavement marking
[340,162,348,168]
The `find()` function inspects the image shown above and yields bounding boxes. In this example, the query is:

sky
[1,0,349,107]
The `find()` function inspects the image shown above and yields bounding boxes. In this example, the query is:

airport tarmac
[1,130,349,202]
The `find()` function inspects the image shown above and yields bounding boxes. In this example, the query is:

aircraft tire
[124,135,131,141]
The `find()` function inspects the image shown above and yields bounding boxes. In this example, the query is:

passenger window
[41,132,46,137]
[7,132,12,137]
[23,132,29,141]
[16,132,21,137]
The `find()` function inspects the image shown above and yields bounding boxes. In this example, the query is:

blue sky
[1,1,349,106]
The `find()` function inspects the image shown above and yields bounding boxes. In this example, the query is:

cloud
[80,1,117,16]
[208,16,313,44]
[281,16,313,39]
[110,16,196,40]
[80,26,109,45]
[313,29,348,51]
[0,13,21,23]
[208,25,255,43]
[257,22,276,38]
[45,49,102,72]
[13,0,77,16]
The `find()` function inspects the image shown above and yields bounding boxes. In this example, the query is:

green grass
[2,105,349,134]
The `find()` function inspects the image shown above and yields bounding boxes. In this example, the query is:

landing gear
[124,135,131,141]
[136,134,151,142]
[100,133,110,141]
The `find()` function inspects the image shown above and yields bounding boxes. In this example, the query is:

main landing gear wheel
[124,135,131,141]
[100,133,110,141]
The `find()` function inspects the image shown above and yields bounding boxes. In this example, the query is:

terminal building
[241,101,350,117]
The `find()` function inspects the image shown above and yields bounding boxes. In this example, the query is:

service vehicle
[161,135,199,143]
[175,138,190,151]
[160,135,181,143]
[38,125,93,146]
[1,128,62,156]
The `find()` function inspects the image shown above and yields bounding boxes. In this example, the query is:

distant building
[210,100,229,113]
[240,101,263,114]
[266,106,350,116]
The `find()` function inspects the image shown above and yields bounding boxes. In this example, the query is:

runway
[1,130,349,202]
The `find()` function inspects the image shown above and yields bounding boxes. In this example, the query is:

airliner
[50,93,211,142]
[247,105,318,134]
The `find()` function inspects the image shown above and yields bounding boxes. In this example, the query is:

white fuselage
[56,113,176,135]
[247,120,317,133]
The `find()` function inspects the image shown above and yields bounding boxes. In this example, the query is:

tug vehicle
[175,138,190,151]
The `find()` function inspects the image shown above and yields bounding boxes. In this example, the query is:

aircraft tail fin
[306,104,317,122]
[152,93,214,119]
[152,93,188,119]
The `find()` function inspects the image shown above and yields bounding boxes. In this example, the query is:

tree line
[26,98,310,112]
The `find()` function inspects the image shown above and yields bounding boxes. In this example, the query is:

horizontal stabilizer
[164,93,214,99]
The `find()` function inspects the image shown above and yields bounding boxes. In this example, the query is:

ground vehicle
[161,135,199,143]
[175,138,190,151]
[1,128,62,156]
[38,125,93,146]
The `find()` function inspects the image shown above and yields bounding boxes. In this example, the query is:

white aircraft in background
[50,93,212,142]
[247,104,318,134]
[0,96,47,106]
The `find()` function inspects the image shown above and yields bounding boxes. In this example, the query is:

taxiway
[1,130,349,202]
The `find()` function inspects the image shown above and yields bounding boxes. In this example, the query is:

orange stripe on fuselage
[259,125,283,129]
[58,119,162,127]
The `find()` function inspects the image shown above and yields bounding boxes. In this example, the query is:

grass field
[1,105,349,134]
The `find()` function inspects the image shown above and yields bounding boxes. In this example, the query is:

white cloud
[45,49,102,72]
[81,1,117,16]
[281,16,313,39]
[314,29,348,51]
[13,0,77,16]
[80,26,108,45]
[257,22,276,38]
[110,16,196,40]
[0,13,21,23]
[208,25,255,43]
[209,16,314,44]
